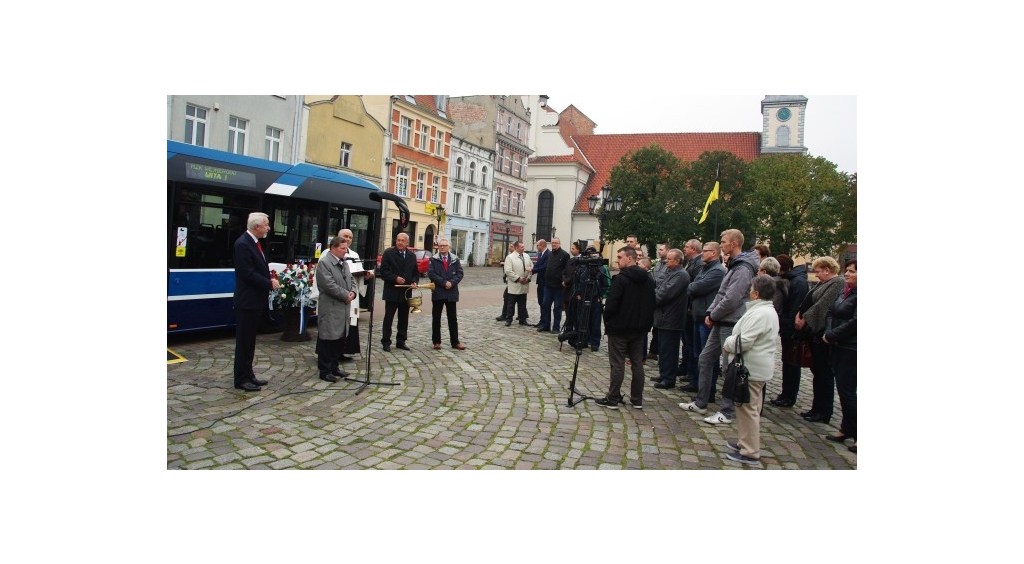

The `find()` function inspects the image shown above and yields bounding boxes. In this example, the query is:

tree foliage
[603,144,688,253]
[603,146,855,259]
[743,154,854,257]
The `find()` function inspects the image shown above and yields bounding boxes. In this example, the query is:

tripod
[560,265,602,407]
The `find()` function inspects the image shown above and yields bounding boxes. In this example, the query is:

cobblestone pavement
[167,266,856,470]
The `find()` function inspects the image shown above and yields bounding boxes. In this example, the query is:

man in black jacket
[232,212,280,392]
[378,232,419,352]
[595,246,656,409]
[538,238,571,333]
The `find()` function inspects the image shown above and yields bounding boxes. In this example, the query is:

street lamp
[588,184,623,254]
[551,226,556,240]
[433,205,445,250]
[531,232,536,248]
[504,218,512,257]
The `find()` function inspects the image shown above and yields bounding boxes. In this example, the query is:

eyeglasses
[702,249,717,253]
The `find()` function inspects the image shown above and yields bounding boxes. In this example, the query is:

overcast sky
[542,94,856,175]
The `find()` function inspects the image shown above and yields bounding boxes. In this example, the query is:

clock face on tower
[777,107,791,121]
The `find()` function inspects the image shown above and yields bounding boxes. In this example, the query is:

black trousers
[233,307,261,386]
[432,299,460,345]
[381,299,410,346]
[832,347,857,438]
[779,334,802,401]
[317,336,343,376]
[504,291,528,322]
[809,337,834,418]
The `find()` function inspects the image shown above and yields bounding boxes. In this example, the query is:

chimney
[539,95,549,108]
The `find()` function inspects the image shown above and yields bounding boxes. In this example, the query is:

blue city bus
[167,140,408,333]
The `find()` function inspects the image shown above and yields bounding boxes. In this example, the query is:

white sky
[544,94,856,174]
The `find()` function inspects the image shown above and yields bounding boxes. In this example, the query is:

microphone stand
[342,257,400,395]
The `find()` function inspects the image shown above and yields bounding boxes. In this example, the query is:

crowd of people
[231,218,857,465]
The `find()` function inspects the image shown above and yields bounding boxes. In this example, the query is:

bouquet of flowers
[270,260,315,309]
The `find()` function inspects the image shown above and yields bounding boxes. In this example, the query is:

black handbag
[786,334,815,368]
[722,333,751,404]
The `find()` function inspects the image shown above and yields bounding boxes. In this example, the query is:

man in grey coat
[679,242,726,393]
[651,248,690,390]
[315,236,356,383]
[679,229,760,425]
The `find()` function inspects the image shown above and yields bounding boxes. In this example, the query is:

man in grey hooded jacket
[679,229,760,424]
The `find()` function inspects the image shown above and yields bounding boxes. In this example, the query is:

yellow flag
[699,180,719,224]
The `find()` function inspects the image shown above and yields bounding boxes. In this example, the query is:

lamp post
[588,184,623,255]
[504,218,512,257]
[434,204,445,251]
[551,226,556,240]
[531,232,536,248]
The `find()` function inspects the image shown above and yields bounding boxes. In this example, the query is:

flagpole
[713,162,719,235]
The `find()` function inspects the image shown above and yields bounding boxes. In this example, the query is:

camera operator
[595,246,656,409]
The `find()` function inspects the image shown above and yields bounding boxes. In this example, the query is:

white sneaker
[678,401,707,414]
[703,412,733,425]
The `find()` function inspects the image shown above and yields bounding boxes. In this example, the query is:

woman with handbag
[770,255,809,407]
[794,257,845,425]
[722,275,780,465]
[823,259,857,453]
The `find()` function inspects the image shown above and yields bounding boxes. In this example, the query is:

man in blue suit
[232,212,280,392]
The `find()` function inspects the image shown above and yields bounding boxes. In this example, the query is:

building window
[496,112,503,132]
[469,162,476,184]
[339,142,352,167]
[431,177,440,203]
[493,188,500,210]
[400,117,412,145]
[480,199,486,218]
[516,122,522,139]
[777,125,791,147]
[512,155,519,177]
[513,192,520,215]
[185,104,207,146]
[481,166,488,187]
[455,157,463,180]
[227,116,247,155]
[506,116,512,133]
[467,195,474,218]
[416,172,426,200]
[500,190,507,212]
[506,190,512,212]
[454,193,462,215]
[503,150,511,173]
[265,127,282,161]
[396,166,410,197]
[419,124,429,151]
[520,159,527,179]
[435,131,444,156]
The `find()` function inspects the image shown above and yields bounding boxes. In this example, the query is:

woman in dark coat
[823,259,857,453]
[794,257,845,424]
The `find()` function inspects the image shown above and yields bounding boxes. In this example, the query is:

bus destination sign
[185,162,257,188]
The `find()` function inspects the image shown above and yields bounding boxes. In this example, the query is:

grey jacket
[706,250,760,325]
[688,260,726,318]
[653,265,690,331]
[314,254,355,341]
[801,275,844,335]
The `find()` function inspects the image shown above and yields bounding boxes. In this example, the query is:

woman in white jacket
[723,274,780,465]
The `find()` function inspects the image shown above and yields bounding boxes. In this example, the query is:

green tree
[743,154,854,257]
[604,144,689,252]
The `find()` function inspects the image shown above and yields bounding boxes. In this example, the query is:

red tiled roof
[569,132,762,212]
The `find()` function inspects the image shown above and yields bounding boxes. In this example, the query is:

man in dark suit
[378,232,419,352]
[232,212,280,391]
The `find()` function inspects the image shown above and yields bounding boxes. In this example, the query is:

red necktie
[443,255,449,270]
[256,240,263,254]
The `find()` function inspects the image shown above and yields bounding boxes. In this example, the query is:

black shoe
[234,382,262,392]
[251,378,268,386]
[648,353,659,360]
[594,397,620,409]
[395,343,411,351]
[519,321,533,326]
[770,397,795,407]
[382,344,391,352]
[505,321,512,327]
[825,433,852,442]
[339,355,354,363]
[799,410,816,418]
[629,399,643,409]
[496,316,509,322]
[678,385,699,393]
[848,444,857,454]
[590,346,599,352]
[320,374,339,383]
[536,326,550,332]
[804,413,831,424]
[331,370,350,379]
[654,381,675,389]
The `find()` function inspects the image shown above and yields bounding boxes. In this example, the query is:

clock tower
[761,95,808,155]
